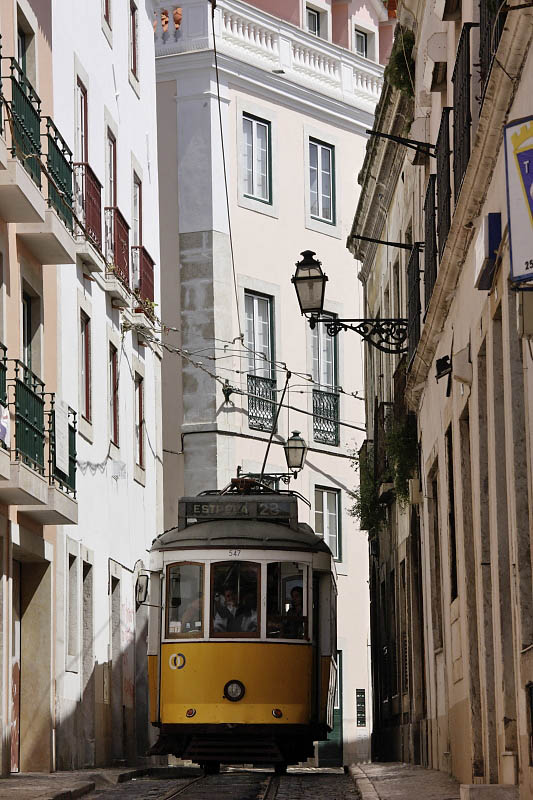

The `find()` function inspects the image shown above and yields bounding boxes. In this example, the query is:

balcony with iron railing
[105,206,130,289]
[407,245,421,365]
[12,360,46,474]
[479,0,507,97]
[5,56,42,188]
[247,374,276,431]
[131,245,155,313]
[0,53,77,260]
[452,24,478,204]
[436,107,451,260]
[313,388,339,446]
[73,162,103,251]
[44,116,73,231]
[424,175,437,312]
[0,354,78,519]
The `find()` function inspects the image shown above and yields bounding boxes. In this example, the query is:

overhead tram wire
[148,323,367,400]
[138,330,366,433]
[210,0,243,339]
[152,323,367,399]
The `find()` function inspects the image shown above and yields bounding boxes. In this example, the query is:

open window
[166,562,204,638]
[267,562,308,639]
[211,562,260,637]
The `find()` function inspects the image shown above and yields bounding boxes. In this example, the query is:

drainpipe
[1,520,12,777]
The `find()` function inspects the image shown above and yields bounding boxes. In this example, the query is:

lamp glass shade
[284,430,308,472]
[291,250,328,315]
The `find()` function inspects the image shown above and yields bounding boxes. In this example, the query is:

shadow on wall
[54,603,160,770]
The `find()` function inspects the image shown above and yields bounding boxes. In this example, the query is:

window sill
[78,416,93,444]
[109,440,120,459]
[238,192,278,219]
[134,463,146,486]
[129,70,140,99]
[305,214,341,239]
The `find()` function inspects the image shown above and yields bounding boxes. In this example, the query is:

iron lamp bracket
[308,315,409,354]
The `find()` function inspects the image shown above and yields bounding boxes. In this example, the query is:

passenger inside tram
[212,562,259,634]
[266,563,307,639]
[167,562,204,636]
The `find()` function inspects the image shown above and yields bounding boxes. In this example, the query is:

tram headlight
[223,679,245,702]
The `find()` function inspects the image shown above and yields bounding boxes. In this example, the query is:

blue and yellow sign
[505,116,533,282]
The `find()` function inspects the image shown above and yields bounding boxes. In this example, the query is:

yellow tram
[140,479,337,773]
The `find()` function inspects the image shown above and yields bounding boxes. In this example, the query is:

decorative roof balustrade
[153,0,383,111]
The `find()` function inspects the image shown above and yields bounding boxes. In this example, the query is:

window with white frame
[245,292,275,431]
[75,79,88,162]
[312,317,336,388]
[245,292,273,377]
[132,174,142,246]
[80,311,91,422]
[106,128,116,207]
[315,487,340,559]
[309,139,334,223]
[67,553,79,658]
[354,28,368,57]
[306,7,320,35]
[109,342,119,445]
[130,2,138,77]
[243,114,271,203]
[134,373,144,468]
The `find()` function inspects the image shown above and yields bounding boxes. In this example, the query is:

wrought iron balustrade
[0,343,6,407]
[452,24,478,204]
[407,245,421,364]
[48,403,77,496]
[6,58,41,187]
[0,344,6,450]
[104,206,130,288]
[376,400,394,482]
[247,374,276,431]
[131,245,155,308]
[45,116,73,230]
[73,162,102,250]
[13,360,45,473]
[436,108,452,259]
[313,388,339,446]
[479,0,507,93]
[424,175,437,311]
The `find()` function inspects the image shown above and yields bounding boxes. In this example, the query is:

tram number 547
[228,549,241,557]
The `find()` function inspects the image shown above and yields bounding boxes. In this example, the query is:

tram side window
[166,563,204,638]
[267,562,307,639]
[211,561,260,637]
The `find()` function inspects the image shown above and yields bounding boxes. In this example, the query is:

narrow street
[82,768,357,800]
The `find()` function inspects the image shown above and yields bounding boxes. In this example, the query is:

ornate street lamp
[291,250,328,316]
[284,430,308,473]
[291,249,411,354]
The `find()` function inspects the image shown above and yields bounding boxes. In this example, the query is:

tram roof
[152,519,331,554]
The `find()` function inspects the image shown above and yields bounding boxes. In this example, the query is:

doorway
[11,561,21,773]
[319,650,343,766]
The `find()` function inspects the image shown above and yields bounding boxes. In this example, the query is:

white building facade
[50,0,162,769]
[155,0,386,764]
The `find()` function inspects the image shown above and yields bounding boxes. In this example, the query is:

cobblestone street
[80,767,357,800]
[352,763,461,800]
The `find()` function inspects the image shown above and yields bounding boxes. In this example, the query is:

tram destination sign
[181,497,296,524]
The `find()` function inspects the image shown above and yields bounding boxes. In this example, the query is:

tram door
[11,561,21,772]
[318,650,343,766]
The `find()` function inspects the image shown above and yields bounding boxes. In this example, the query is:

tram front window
[267,562,307,639]
[166,563,204,637]
[211,561,259,636]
